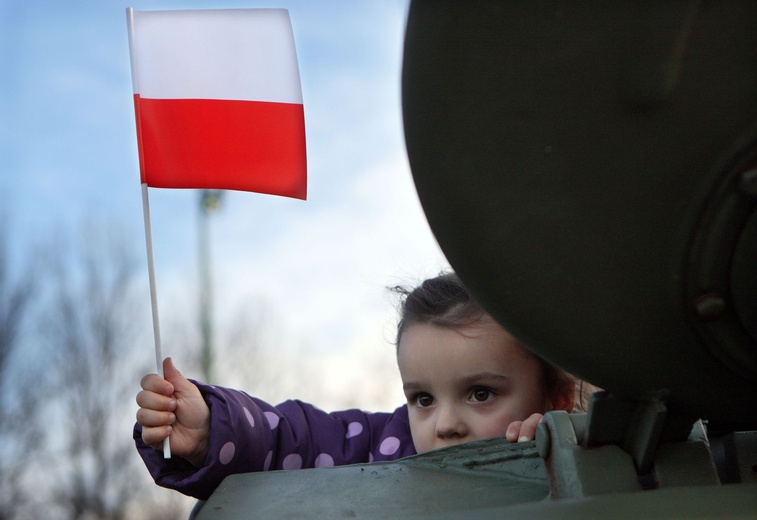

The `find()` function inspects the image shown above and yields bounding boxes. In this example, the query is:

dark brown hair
[392,272,577,410]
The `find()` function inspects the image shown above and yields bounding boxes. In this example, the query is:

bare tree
[0,225,39,520]
[38,222,190,520]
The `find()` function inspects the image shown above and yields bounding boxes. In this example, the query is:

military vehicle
[193,1,757,517]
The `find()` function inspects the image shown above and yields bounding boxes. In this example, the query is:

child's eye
[413,393,434,408]
[469,386,494,403]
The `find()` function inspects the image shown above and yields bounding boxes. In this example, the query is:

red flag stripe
[134,95,307,199]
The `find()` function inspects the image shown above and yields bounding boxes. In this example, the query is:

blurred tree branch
[38,221,188,520]
[0,223,39,519]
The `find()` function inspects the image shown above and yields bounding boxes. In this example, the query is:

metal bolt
[693,293,726,320]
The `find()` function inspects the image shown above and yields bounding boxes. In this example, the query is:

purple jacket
[134,381,417,500]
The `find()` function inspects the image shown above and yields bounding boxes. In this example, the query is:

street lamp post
[199,190,223,384]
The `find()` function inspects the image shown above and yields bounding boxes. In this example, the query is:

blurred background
[0,1,449,517]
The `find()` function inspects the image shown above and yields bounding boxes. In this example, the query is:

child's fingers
[141,424,173,449]
[506,421,523,442]
[136,407,176,428]
[506,413,545,443]
[140,373,174,396]
[136,388,177,412]
[517,413,544,442]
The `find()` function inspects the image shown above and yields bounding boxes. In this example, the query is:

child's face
[398,318,551,454]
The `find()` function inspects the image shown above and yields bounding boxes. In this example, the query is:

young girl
[135,273,577,500]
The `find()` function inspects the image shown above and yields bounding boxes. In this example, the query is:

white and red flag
[127,8,307,199]
[126,8,307,457]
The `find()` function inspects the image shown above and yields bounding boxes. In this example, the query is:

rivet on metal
[693,293,726,320]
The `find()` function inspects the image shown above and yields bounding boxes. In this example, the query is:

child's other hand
[136,357,210,467]
[505,413,544,443]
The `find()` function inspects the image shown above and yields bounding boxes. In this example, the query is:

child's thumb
[162,357,191,392]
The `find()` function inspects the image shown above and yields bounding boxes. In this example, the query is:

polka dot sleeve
[134,380,416,500]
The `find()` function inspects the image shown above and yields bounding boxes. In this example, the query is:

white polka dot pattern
[219,441,235,465]
[379,436,401,456]
[282,453,303,470]
[345,421,363,439]
[243,407,255,428]
[263,450,273,471]
[315,453,335,468]
[264,411,280,429]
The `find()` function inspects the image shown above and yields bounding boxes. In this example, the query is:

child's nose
[434,403,467,439]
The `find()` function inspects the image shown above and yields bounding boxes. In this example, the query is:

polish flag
[127,8,307,199]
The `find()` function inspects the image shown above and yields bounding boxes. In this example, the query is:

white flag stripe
[128,9,302,104]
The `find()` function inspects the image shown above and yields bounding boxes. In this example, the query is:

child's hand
[505,413,544,443]
[136,357,210,467]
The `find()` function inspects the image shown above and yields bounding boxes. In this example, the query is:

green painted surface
[431,483,757,519]
[195,438,548,519]
[194,435,757,519]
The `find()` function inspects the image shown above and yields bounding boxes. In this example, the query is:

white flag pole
[129,7,170,459]
[141,183,171,459]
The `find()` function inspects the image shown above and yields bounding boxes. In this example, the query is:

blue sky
[1,1,449,409]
